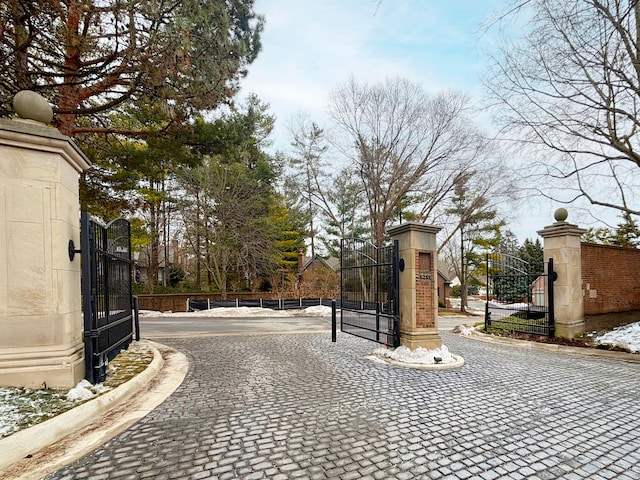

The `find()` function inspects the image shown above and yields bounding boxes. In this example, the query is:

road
[48,329,640,480]
[138,312,475,338]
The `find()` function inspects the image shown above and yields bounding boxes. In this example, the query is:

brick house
[297,250,340,297]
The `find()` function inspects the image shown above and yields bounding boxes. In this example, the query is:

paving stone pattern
[48,333,640,479]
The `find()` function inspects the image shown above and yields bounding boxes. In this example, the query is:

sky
[237,1,617,242]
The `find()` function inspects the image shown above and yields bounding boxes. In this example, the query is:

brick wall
[581,243,640,315]
[415,251,435,328]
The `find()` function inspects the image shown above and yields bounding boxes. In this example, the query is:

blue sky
[241,0,505,139]
[238,0,591,241]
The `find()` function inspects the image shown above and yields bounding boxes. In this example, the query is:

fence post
[548,258,555,337]
[332,300,337,342]
[134,296,140,341]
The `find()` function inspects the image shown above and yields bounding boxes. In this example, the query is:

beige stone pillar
[388,222,442,350]
[537,208,586,339]
[0,93,91,388]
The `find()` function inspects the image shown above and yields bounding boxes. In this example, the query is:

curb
[0,340,188,479]
[372,354,466,370]
[466,330,640,363]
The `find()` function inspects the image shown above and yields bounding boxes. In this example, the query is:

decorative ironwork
[340,238,400,347]
[80,212,134,383]
[485,252,555,337]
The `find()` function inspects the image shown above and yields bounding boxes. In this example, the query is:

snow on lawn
[0,381,110,438]
[594,322,640,353]
[139,305,333,318]
[0,342,150,439]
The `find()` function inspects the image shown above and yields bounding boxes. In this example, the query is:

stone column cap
[388,222,442,236]
[0,117,91,172]
[537,222,587,239]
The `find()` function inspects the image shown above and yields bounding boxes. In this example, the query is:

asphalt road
[138,313,475,339]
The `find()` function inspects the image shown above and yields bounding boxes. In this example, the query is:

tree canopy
[329,76,490,248]
[0,0,263,135]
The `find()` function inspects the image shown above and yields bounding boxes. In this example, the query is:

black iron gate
[339,238,400,347]
[79,212,135,383]
[485,252,555,337]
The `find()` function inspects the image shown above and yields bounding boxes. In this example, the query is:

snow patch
[454,324,476,336]
[66,380,98,401]
[595,322,640,353]
[372,344,456,365]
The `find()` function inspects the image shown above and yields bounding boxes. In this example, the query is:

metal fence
[339,238,400,347]
[80,212,135,383]
[485,252,555,337]
[188,297,334,311]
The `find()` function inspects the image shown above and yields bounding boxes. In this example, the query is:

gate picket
[340,238,400,347]
[81,212,135,383]
[485,252,555,337]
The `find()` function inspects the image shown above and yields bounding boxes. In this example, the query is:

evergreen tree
[0,0,263,136]
[518,238,544,275]
[614,212,640,248]
[446,173,504,312]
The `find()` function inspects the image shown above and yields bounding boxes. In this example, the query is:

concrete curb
[466,330,640,363]
[0,340,188,480]
[372,354,465,370]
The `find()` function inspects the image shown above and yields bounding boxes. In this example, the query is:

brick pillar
[0,92,91,388]
[388,222,442,350]
[537,208,586,339]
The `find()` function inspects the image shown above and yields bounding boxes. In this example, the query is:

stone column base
[0,342,85,389]
[555,319,585,339]
[400,331,443,351]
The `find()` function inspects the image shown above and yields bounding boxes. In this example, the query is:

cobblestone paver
[47,333,640,479]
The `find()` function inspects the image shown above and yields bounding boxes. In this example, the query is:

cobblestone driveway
[49,333,640,479]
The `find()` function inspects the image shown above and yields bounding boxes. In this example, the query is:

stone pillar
[388,222,442,350]
[0,92,91,388]
[537,208,586,339]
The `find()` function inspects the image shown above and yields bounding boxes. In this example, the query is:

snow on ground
[0,380,110,438]
[371,344,456,365]
[139,305,333,318]
[593,322,640,353]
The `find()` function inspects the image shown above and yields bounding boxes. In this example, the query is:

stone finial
[554,208,568,223]
[13,90,53,124]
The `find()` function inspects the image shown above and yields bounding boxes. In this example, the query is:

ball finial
[554,208,568,223]
[13,90,53,124]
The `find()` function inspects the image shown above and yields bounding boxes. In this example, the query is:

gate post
[537,209,586,339]
[388,222,443,350]
[0,92,91,388]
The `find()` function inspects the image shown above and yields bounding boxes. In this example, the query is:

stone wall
[581,242,640,315]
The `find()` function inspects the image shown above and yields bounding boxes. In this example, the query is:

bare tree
[328,76,489,247]
[485,0,640,217]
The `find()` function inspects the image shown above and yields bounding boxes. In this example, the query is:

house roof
[300,255,340,272]
[438,270,452,284]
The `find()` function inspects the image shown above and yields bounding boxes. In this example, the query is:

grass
[485,315,551,336]
[0,342,153,439]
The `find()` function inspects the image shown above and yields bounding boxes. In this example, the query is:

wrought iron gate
[340,238,400,347]
[79,212,135,383]
[485,252,555,337]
